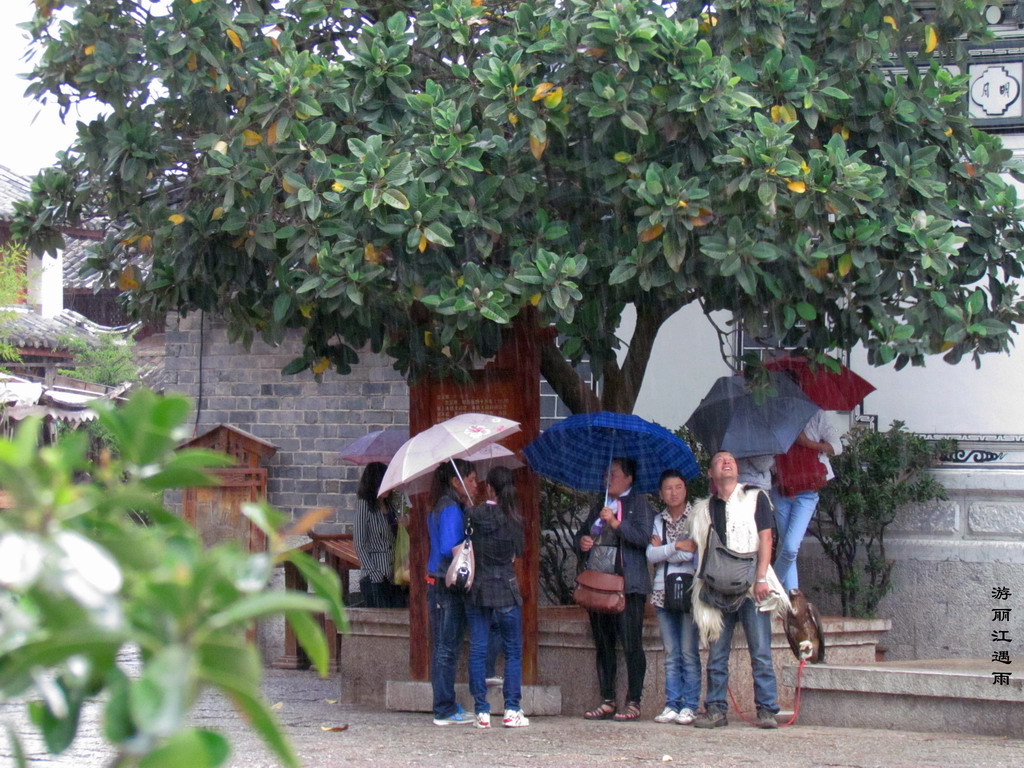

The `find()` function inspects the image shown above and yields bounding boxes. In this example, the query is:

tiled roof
[0,373,131,426]
[0,165,31,219]
[63,236,103,290]
[0,306,134,351]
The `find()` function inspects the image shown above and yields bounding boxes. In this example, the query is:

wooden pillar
[407,311,542,683]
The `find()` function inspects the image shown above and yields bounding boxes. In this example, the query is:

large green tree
[13,0,1024,412]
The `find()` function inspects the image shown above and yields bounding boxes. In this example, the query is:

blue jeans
[771,489,819,591]
[428,582,465,719]
[656,607,702,712]
[704,597,778,714]
[466,603,523,714]
[485,613,502,678]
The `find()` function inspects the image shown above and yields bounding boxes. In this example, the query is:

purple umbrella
[339,428,409,465]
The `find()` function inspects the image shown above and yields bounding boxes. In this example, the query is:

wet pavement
[3,666,1024,768]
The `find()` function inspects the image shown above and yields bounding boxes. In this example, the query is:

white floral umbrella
[399,443,523,496]
[377,413,520,497]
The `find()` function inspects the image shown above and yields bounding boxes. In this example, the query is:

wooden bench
[275,532,360,671]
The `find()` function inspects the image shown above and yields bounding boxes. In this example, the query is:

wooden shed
[179,424,277,551]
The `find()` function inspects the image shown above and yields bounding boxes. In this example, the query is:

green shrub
[0,390,343,768]
[813,421,955,618]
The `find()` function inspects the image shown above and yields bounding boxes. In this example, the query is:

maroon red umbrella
[764,355,875,411]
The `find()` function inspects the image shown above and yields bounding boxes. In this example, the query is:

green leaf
[141,466,221,491]
[130,645,192,737]
[480,303,511,324]
[730,90,763,109]
[281,357,310,376]
[0,633,121,693]
[139,729,230,768]
[237,502,284,542]
[285,610,330,674]
[609,262,637,285]
[29,685,83,755]
[103,672,136,744]
[620,110,648,135]
[273,294,291,323]
[285,550,346,631]
[381,189,410,210]
[205,592,327,633]
[312,121,337,145]
[820,86,851,99]
[796,302,817,321]
[966,289,985,316]
[423,222,455,247]
[3,725,26,768]
[891,324,915,341]
[202,668,298,768]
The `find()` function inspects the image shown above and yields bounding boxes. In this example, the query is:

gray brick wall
[165,311,409,527]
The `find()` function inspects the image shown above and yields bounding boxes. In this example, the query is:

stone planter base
[338,606,890,719]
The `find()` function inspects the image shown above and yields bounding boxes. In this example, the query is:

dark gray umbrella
[685,373,818,458]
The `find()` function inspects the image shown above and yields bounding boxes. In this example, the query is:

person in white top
[770,409,842,591]
[646,469,700,726]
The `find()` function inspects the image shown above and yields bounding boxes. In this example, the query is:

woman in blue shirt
[428,458,477,726]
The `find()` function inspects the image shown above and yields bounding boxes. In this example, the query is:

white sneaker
[675,707,696,725]
[502,709,529,728]
[475,712,491,729]
[654,706,679,724]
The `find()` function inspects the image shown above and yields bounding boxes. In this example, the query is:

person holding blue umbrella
[573,457,655,722]
[524,411,699,721]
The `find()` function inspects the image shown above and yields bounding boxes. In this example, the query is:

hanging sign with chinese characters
[968,40,1024,128]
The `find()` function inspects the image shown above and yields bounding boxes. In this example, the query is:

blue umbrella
[523,411,700,494]
[685,373,818,459]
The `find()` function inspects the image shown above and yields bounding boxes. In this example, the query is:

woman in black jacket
[573,457,654,722]
[465,466,530,729]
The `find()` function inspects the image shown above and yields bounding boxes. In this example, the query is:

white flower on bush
[0,532,46,588]
[54,532,124,629]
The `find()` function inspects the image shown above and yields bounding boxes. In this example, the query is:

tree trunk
[538,334,601,414]
[538,297,683,415]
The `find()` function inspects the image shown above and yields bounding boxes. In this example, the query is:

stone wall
[798,466,1024,661]
[165,312,409,526]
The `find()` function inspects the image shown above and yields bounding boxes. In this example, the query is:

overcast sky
[0,1,101,179]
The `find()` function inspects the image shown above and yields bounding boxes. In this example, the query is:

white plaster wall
[25,252,63,318]
[627,300,1024,438]
[621,302,734,432]
[848,346,1024,436]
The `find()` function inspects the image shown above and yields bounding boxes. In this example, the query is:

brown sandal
[613,701,642,722]
[584,700,616,720]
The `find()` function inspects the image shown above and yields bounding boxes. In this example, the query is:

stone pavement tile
[4,668,1024,768]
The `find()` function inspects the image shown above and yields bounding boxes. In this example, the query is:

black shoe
[756,709,778,729]
[693,709,728,728]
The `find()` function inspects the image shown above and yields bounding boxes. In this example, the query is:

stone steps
[780,658,1023,738]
